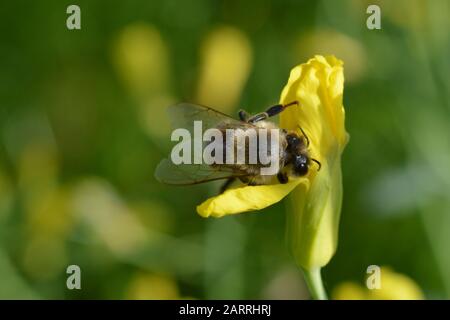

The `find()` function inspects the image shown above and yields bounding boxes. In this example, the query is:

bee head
[285,132,320,177]
[285,133,309,176]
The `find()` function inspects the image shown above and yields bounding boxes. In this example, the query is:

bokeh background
[0,0,449,299]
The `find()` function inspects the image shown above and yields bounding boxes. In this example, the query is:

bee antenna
[311,158,322,171]
[297,126,310,147]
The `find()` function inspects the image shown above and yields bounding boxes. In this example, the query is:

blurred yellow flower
[113,23,170,98]
[197,26,252,114]
[112,23,174,140]
[333,267,424,300]
[197,56,348,298]
[127,273,180,300]
[71,179,149,256]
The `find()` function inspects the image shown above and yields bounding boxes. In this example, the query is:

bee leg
[238,110,250,121]
[239,176,256,186]
[239,176,250,183]
[277,172,288,184]
[248,101,298,123]
[220,177,236,194]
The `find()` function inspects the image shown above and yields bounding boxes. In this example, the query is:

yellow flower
[332,267,424,300]
[197,55,348,273]
[281,55,348,271]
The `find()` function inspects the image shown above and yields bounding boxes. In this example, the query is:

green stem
[302,267,328,300]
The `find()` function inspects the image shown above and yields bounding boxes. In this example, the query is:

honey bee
[155,101,321,193]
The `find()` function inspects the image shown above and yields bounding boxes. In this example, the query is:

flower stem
[302,267,328,300]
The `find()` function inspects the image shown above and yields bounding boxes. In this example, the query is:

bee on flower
[156,55,349,299]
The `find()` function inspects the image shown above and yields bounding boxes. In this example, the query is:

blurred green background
[0,0,449,299]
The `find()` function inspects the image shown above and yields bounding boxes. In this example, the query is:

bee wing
[155,103,253,185]
[155,158,248,185]
[167,102,253,131]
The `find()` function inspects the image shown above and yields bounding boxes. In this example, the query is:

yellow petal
[280,55,348,158]
[280,55,349,270]
[197,179,307,218]
[286,157,344,268]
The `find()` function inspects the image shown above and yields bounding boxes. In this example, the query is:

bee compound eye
[287,134,300,148]
[293,156,308,176]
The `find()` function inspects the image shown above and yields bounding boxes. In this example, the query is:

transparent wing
[155,103,253,185]
[155,158,248,185]
[167,102,252,131]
